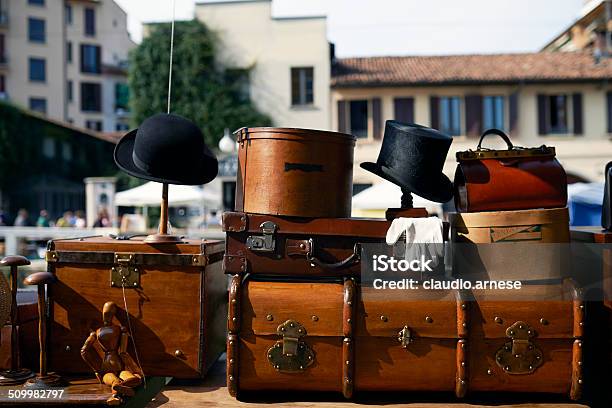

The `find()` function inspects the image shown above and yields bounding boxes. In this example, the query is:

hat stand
[385,188,429,220]
[0,256,35,385]
[144,183,183,244]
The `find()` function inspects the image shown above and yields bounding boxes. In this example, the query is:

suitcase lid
[358,288,464,339]
[223,212,391,238]
[473,282,582,340]
[47,236,224,267]
[242,280,344,337]
[235,127,355,145]
[450,208,569,229]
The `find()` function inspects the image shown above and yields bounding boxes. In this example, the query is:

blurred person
[75,211,86,228]
[94,208,111,228]
[56,211,74,228]
[36,209,51,227]
[13,209,30,226]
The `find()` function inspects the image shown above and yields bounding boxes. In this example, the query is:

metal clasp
[495,321,543,375]
[111,252,140,289]
[398,325,413,348]
[246,221,278,253]
[267,320,315,373]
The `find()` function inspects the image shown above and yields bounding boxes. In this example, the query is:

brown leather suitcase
[228,275,583,400]
[46,236,226,379]
[222,210,428,277]
[234,127,356,218]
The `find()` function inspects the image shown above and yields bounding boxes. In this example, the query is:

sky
[114,0,586,57]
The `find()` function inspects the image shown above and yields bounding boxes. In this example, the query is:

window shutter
[572,93,583,135]
[95,45,102,74]
[337,100,348,133]
[394,97,414,123]
[372,97,382,139]
[607,92,612,133]
[430,96,439,130]
[537,94,549,135]
[465,94,483,136]
[509,92,519,134]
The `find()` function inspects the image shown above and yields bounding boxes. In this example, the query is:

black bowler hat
[114,113,218,185]
[361,121,453,203]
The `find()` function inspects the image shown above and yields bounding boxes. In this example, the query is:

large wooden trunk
[227,276,465,398]
[222,210,428,277]
[46,236,226,379]
[234,127,356,218]
[228,276,583,400]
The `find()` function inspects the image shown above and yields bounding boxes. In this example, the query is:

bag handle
[306,239,361,271]
[477,128,513,150]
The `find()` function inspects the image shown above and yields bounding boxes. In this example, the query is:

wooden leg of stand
[38,284,47,377]
[10,266,19,371]
[160,183,169,235]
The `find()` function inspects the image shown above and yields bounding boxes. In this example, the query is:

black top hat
[361,121,453,203]
[114,113,218,185]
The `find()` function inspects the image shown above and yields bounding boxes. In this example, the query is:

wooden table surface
[146,356,592,408]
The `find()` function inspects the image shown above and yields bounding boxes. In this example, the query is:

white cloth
[386,217,444,268]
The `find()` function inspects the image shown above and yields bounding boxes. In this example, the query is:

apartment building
[543,0,611,53]
[195,0,331,130]
[0,0,134,132]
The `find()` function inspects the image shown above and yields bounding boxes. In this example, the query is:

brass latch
[267,320,315,373]
[398,325,414,348]
[246,221,278,253]
[495,321,543,375]
[111,253,140,289]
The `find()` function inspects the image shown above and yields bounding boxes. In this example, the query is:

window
[483,96,505,130]
[62,143,72,161]
[65,5,72,25]
[439,96,461,136]
[42,137,55,158]
[67,42,72,63]
[29,58,46,82]
[29,97,47,114]
[29,0,45,6]
[28,18,45,43]
[115,122,130,131]
[67,80,73,102]
[291,67,314,106]
[80,44,101,74]
[115,83,129,111]
[349,100,368,138]
[86,120,102,131]
[548,95,568,133]
[0,75,5,93]
[81,82,101,112]
[0,34,6,62]
[84,8,95,36]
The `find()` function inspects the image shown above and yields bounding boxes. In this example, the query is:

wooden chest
[46,236,226,379]
[228,276,583,400]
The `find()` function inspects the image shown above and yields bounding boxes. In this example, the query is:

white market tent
[115,181,220,207]
[351,181,443,218]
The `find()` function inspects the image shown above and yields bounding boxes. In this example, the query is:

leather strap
[477,128,513,150]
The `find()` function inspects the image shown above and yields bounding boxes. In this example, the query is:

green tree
[129,20,271,147]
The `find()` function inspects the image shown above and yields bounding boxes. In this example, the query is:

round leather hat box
[234,127,356,218]
[449,208,570,281]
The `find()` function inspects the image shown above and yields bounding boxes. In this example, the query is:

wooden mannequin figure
[81,301,143,406]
